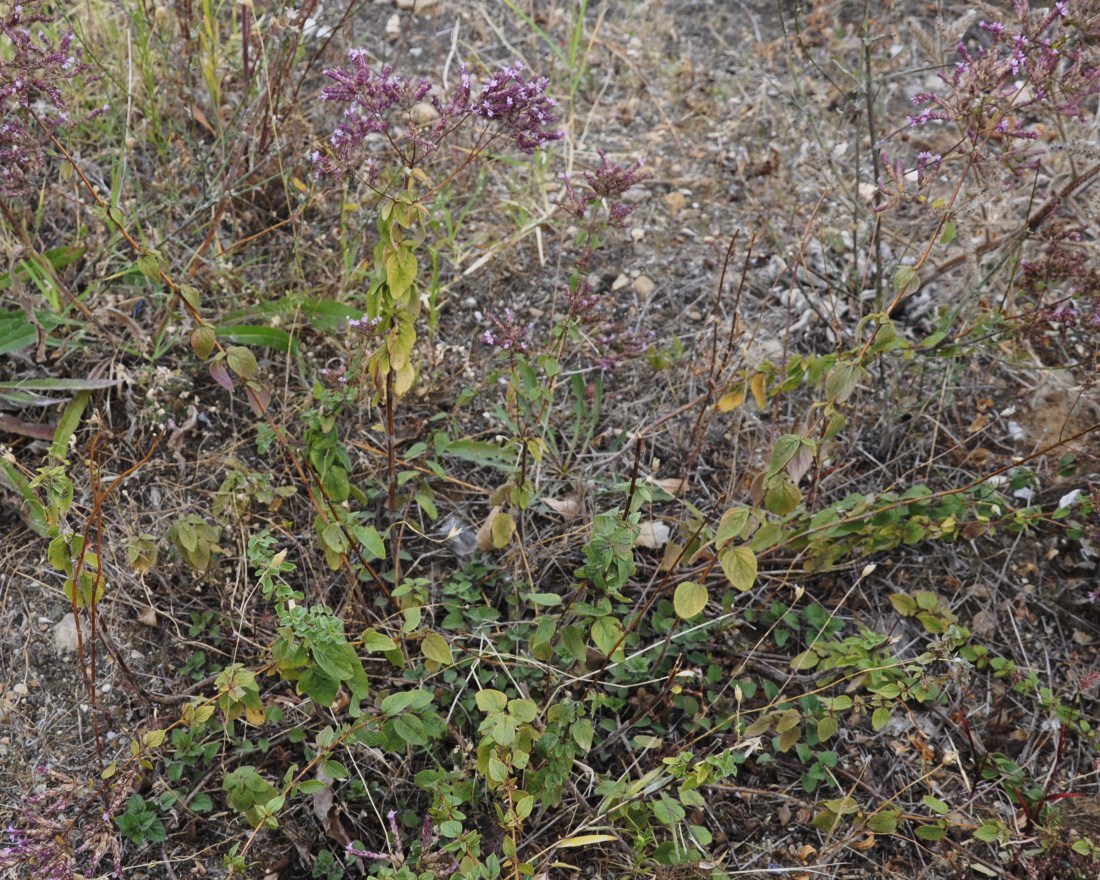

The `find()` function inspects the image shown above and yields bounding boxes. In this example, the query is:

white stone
[633,275,656,299]
[53,613,81,654]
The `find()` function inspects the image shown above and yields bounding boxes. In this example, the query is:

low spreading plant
[5,2,1100,879]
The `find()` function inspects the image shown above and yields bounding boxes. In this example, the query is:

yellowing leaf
[143,729,166,748]
[554,834,620,847]
[715,507,750,547]
[750,372,767,409]
[673,581,708,619]
[719,544,757,591]
[790,649,820,671]
[476,506,501,551]
[421,632,453,666]
[490,511,515,549]
[716,386,745,412]
[385,248,418,298]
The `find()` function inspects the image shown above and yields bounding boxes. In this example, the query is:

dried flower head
[0,0,97,195]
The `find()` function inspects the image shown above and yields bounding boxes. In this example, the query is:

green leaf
[321,522,349,555]
[361,629,397,653]
[866,809,900,834]
[216,325,297,354]
[888,593,917,616]
[816,715,838,741]
[421,632,453,666]
[136,249,165,281]
[298,667,339,705]
[939,220,957,245]
[790,649,820,671]
[824,362,865,404]
[225,346,258,380]
[0,245,84,292]
[0,377,121,392]
[719,545,757,591]
[0,313,39,356]
[353,525,386,560]
[561,625,587,663]
[476,689,508,713]
[894,266,921,298]
[386,318,416,371]
[651,795,686,825]
[143,728,166,748]
[487,756,511,784]
[871,706,891,731]
[322,759,348,780]
[673,581,709,619]
[916,823,946,841]
[312,642,356,682]
[751,521,785,553]
[514,793,535,821]
[764,475,801,515]
[715,507,751,547]
[440,438,513,472]
[922,795,949,815]
[590,617,623,657]
[766,434,803,477]
[178,284,202,311]
[526,592,562,607]
[393,714,428,746]
[381,691,418,715]
[823,796,858,815]
[571,718,594,751]
[508,699,538,724]
[973,822,1001,843]
[50,390,90,464]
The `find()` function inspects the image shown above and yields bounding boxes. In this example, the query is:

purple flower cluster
[907,0,1100,152]
[345,810,458,876]
[348,313,382,335]
[590,325,657,373]
[313,53,562,183]
[558,149,646,226]
[481,308,534,353]
[470,61,563,154]
[0,1,96,195]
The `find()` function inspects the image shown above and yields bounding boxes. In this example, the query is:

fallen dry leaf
[652,477,689,495]
[543,495,582,519]
[137,606,158,628]
[635,520,671,549]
